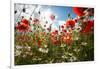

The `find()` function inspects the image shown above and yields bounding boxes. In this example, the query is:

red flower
[50,31,57,37]
[50,14,55,21]
[88,8,94,16]
[44,25,46,27]
[54,40,60,45]
[83,20,94,33]
[35,32,38,39]
[62,34,72,45]
[50,32,55,37]
[74,18,78,23]
[55,30,58,34]
[61,25,64,28]
[16,19,30,32]
[47,28,50,31]
[30,17,32,20]
[21,19,29,25]
[66,19,75,28]
[22,16,24,19]
[41,32,46,35]
[16,25,30,32]
[33,18,39,24]
[38,41,41,48]
[51,37,60,45]
[63,29,67,33]
[73,7,86,16]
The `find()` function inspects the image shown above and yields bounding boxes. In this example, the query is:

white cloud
[51,20,66,32]
[58,20,66,26]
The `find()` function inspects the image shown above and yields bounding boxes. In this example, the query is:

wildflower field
[14,4,94,65]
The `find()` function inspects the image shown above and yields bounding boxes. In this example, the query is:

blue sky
[44,5,77,29]
[51,6,77,21]
[42,5,77,21]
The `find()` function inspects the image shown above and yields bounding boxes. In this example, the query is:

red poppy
[50,31,58,38]
[41,32,46,35]
[62,29,67,33]
[63,36,67,42]
[44,25,46,27]
[16,22,30,32]
[35,33,38,39]
[73,7,86,16]
[61,25,64,28]
[54,40,60,45]
[47,28,50,31]
[64,34,72,41]
[22,16,24,19]
[30,17,32,20]
[74,18,78,23]
[38,41,41,48]
[89,8,94,16]
[21,19,29,25]
[51,37,60,45]
[55,30,58,34]
[50,32,54,37]
[66,19,75,28]
[83,20,94,33]
[50,14,55,21]
[62,34,72,45]
[33,18,39,24]
[16,25,29,32]
[16,18,30,32]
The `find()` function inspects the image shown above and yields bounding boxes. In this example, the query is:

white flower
[23,55,26,58]
[38,48,49,53]
[73,37,79,40]
[32,58,37,61]
[73,56,77,61]
[81,42,87,46]
[29,52,33,56]
[32,58,42,61]
[60,44,66,47]
[27,46,31,51]
[24,46,31,51]
[38,58,42,60]
[15,50,21,56]
[61,62,66,63]
[68,53,73,56]
[49,59,54,63]
[69,57,73,62]
[68,56,77,62]
[74,48,80,52]
[25,52,30,55]
[62,55,68,59]
[44,44,48,48]
[16,45,23,50]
